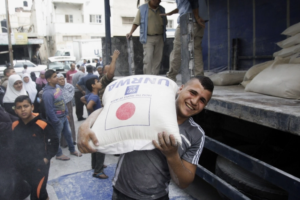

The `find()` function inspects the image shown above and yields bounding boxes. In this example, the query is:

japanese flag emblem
[105,97,151,130]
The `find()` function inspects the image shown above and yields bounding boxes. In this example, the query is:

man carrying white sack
[78,76,214,200]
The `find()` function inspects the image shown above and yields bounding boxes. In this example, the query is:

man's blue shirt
[77,73,98,94]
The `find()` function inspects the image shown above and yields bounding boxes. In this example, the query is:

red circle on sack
[116,102,136,120]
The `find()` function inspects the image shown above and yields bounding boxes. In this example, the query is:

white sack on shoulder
[89,75,181,154]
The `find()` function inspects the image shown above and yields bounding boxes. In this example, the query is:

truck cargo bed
[206,85,300,136]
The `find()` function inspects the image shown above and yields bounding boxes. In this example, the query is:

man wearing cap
[126,0,167,75]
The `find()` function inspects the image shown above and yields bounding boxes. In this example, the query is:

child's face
[47,73,58,85]
[93,79,102,89]
[15,100,34,120]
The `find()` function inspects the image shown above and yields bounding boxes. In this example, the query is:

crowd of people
[0,0,212,199]
[0,49,120,200]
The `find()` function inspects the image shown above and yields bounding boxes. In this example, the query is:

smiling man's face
[176,79,212,123]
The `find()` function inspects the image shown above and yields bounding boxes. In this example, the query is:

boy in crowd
[81,77,108,179]
[12,95,59,200]
[81,50,120,178]
[42,70,82,160]
[81,77,102,115]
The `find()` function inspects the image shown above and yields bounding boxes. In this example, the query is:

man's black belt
[147,34,162,36]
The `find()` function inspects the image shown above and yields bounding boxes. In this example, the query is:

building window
[167,20,173,28]
[122,17,134,24]
[90,15,101,23]
[91,36,101,39]
[65,15,73,23]
[63,36,81,41]
[23,1,28,7]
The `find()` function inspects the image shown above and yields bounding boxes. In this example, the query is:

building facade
[29,0,178,60]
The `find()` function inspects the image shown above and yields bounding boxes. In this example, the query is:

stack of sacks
[273,22,300,61]
[206,70,246,86]
[89,75,182,154]
[243,22,300,99]
[245,57,300,99]
[241,57,291,87]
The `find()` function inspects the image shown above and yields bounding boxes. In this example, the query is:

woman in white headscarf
[3,74,28,116]
[22,74,37,103]
[57,73,76,144]
[22,73,39,112]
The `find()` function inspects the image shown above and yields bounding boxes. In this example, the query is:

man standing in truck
[126,0,167,75]
[165,0,208,82]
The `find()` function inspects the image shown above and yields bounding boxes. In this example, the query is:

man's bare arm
[77,108,102,153]
[76,84,85,95]
[161,8,178,16]
[107,50,120,80]
[86,100,96,113]
[192,8,205,28]
[126,24,139,39]
[153,133,196,189]
[80,96,87,104]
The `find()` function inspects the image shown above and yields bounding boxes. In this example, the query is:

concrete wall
[0,0,32,14]
[54,3,83,23]
[0,12,31,33]
[30,0,47,36]
[110,0,139,37]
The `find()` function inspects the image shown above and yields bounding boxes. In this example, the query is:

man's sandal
[56,155,70,161]
[93,172,108,179]
[71,151,82,157]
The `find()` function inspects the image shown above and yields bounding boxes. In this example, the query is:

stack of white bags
[243,22,300,99]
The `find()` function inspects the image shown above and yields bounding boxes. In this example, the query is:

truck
[101,0,300,199]
[55,39,102,62]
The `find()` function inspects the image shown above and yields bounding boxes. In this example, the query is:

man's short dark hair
[76,64,80,69]
[3,68,13,77]
[6,63,11,68]
[23,65,28,69]
[85,77,98,92]
[15,95,32,105]
[187,76,214,93]
[86,65,93,73]
[45,70,56,80]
